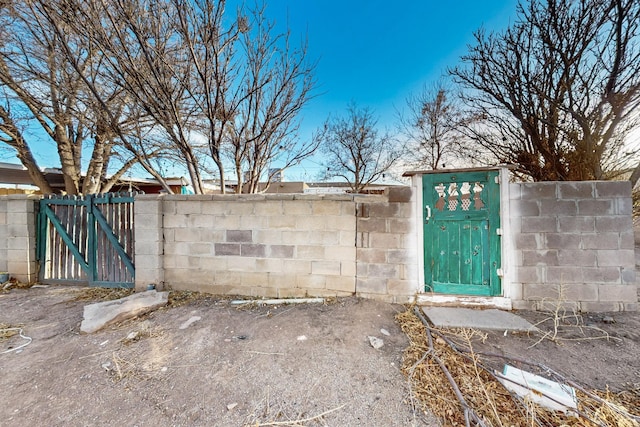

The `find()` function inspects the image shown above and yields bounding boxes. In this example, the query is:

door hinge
[497,268,504,277]
[496,228,503,235]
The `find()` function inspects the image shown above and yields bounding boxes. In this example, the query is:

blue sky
[261,0,521,179]
[3,0,521,181]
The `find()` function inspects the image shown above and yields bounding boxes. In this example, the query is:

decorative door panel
[423,170,501,296]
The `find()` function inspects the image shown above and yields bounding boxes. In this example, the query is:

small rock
[101,362,111,371]
[297,335,307,341]
[227,402,238,411]
[161,366,168,372]
[380,328,390,336]
[99,340,109,346]
[368,336,384,349]
[179,316,202,330]
[126,331,139,341]
[603,316,616,324]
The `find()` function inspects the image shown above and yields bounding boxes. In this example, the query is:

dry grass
[0,323,24,340]
[72,287,134,302]
[396,307,640,427]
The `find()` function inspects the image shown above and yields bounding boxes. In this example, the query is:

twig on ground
[247,403,347,426]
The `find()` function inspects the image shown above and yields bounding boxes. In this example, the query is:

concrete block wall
[510,181,637,311]
[136,194,360,298]
[355,187,419,303]
[0,195,39,282]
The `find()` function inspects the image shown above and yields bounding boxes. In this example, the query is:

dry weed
[73,287,134,302]
[396,307,640,427]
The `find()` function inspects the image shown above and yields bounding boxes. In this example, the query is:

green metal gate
[37,192,136,288]
[422,170,501,296]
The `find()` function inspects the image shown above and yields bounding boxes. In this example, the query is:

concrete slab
[80,290,169,334]
[422,306,537,332]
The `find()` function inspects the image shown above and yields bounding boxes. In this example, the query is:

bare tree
[399,83,471,170]
[227,3,318,193]
[317,103,401,193]
[451,0,640,182]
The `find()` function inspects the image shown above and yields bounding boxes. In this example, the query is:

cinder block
[332,215,356,231]
[282,259,312,274]
[296,274,326,289]
[387,249,416,264]
[136,241,164,256]
[176,202,201,215]
[255,258,284,273]
[309,231,339,246]
[388,218,413,234]
[387,186,412,203]
[323,246,356,262]
[189,243,213,255]
[250,286,279,298]
[341,261,356,277]
[369,232,401,249]
[311,201,342,215]
[578,199,614,215]
[514,266,543,283]
[621,268,636,285]
[326,275,355,293]
[356,218,385,233]
[227,256,256,272]
[521,250,559,266]
[581,233,618,250]
[281,230,312,245]
[225,200,257,216]
[216,215,242,229]
[134,214,162,229]
[296,245,324,259]
[339,231,356,246]
[540,199,577,216]
[520,182,557,199]
[595,181,631,198]
[579,301,623,312]
[356,277,387,294]
[558,182,594,199]
[282,201,312,215]
[620,231,635,249]
[367,203,400,218]
[581,267,621,283]
[545,233,581,249]
[200,201,227,215]
[253,200,283,216]
[511,200,540,217]
[311,260,341,276]
[240,244,266,257]
[254,229,284,245]
[595,216,633,233]
[616,197,633,215]
[387,279,418,295]
[241,272,268,287]
[521,217,557,233]
[546,266,585,283]
[297,215,326,230]
[214,243,240,256]
[227,230,252,243]
[163,215,187,228]
[514,234,540,250]
[132,254,162,270]
[597,249,634,267]
[269,245,294,258]
[367,263,399,279]
[557,249,596,267]
[268,215,296,229]
[238,215,262,230]
[598,284,637,302]
[134,200,162,216]
[558,217,594,232]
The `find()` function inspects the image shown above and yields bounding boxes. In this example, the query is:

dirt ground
[1,285,639,427]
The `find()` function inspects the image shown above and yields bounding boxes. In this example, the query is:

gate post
[133,194,164,291]
[5,195,39,283]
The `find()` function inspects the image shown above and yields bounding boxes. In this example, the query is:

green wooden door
[423,170,501,296]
